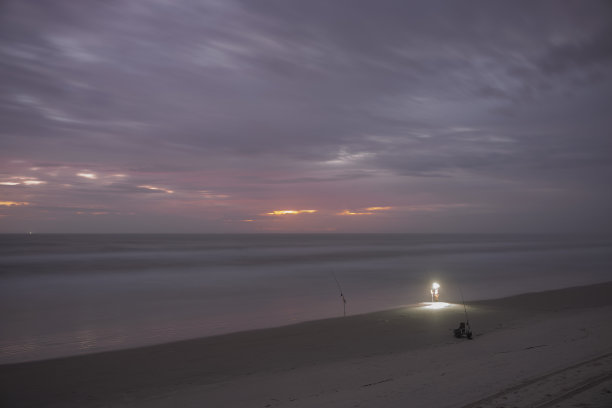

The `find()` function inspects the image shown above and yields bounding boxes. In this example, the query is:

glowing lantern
[431,282,440,302]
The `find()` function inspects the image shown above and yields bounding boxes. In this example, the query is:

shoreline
[1,282,612,407]
[4,279,612,367]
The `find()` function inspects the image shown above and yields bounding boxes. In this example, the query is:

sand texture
[1,282,612,407]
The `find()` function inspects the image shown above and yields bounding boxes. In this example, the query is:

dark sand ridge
[1,282,611,407]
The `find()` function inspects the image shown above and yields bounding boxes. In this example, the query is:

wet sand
[1,282,612,407]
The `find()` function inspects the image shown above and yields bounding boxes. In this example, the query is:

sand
[1,282,612,407]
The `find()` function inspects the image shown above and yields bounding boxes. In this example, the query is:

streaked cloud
[137,185,174,194]
[0,1,611,232]
[266,210,318,216]
[338,206,392,215]
[75,211,110,216]
[0,201,29,206]
[199,190,230,199]
[402,203,473,212]
[0,177,46,186]
[338,210,374,216]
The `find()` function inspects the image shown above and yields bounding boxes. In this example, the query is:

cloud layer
[1,0,611,232]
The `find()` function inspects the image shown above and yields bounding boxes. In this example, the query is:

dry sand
[1,282,612,407]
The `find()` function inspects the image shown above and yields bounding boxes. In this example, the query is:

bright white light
[432,282,440,289]
[77,172,97,179]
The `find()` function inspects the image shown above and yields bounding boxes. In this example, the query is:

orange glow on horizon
[338,210,374,216]
[266,209,317,215]
[338,206,392,215]
[0,201,29,206]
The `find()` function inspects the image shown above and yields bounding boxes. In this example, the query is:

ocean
[1,233,611,364]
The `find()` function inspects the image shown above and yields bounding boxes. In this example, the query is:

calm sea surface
[1,233,611,363]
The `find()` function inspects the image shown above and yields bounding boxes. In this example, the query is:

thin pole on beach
[332,272,347,317]
[459,288,469,323]
[460,287,472,338]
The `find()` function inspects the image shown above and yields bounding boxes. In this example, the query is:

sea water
[1,233,611,364]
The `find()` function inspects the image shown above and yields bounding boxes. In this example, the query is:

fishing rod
[459,287,473,339]
[332,272,347,317]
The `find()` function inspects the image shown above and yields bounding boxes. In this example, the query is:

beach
[1,282,611,407]
[3,233,612,366]
[3,1,612,406]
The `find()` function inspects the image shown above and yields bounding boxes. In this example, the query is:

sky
[1,0,611,233]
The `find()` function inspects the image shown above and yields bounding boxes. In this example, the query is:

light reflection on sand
[421,302,453,309]
[415,302,460,311]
